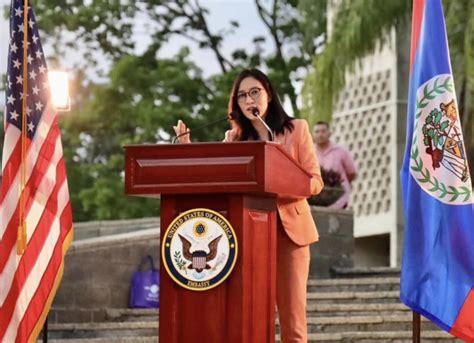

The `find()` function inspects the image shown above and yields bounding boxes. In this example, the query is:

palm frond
[302,0,410,124]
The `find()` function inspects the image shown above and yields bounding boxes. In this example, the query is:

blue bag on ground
[129,255,159,308]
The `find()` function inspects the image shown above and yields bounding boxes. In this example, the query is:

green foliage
[411,146,471,201]
[298,0,327,56]
[444,0,474,172]
[302,0,410,127]
[59,47,239,221]
[253,0,327,115]
[34,0,326,116]
[173,251,187,274]
[35,0,136,62]
[301,0,473,173]
[4,0,327,221]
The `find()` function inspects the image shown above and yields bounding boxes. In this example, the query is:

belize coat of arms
[162,208,238,291]
[410,74,472,204]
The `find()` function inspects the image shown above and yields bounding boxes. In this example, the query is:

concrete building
[328,3,410,267]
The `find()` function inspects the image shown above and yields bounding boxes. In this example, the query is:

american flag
[0,1,73,342]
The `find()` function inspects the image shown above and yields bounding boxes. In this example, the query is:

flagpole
[17,0,29,255]
[412,311,420,343]
[43,316,48,343]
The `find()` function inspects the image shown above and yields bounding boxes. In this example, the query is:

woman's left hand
[224,128,239,142]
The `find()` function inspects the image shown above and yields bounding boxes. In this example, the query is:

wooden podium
[124,141,312,343]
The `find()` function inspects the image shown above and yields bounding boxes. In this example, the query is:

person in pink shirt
[313,121,357,209]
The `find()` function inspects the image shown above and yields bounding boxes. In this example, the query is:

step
[103,300,406,324]
[331,266,401,278]
[308,290,400,304]
[47,322,157,340]
[49,313,444,338]
[275,314,443,334]
[90,303,413,325]
[302,330,460,342]
[303,314,440,333]
[44,330,460,343]
[308,277,400,292]
[106,309,158,322]
[307,302,410,316]
[45,338,158,343]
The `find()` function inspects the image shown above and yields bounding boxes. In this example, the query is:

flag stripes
[1,102,57,238]
[0,141,70,341]
[0,1,74,341]
[0,123,60,272]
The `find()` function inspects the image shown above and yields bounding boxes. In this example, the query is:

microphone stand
[251,108,274,142]
[172,115,232,144]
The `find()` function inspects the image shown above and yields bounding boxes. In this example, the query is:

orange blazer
[273,119,324,246]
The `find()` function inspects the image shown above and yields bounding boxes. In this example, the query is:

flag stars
[13,59,21,69]
[29,70,37,80]
[10,42,18,54]
[26,106,32,116]
[18,24,24,33]
[35,50,43,59]
[10,110,20,121]
[14,7,23,17]
[32,85,40,95]
[28,18,34,29]
[27,54,33,64]
[32,35,39,44]
[7,94,16,105]
[35,101,44,111]
[38,65,46,74]
[27,121,35,132]
[16,75,23,85]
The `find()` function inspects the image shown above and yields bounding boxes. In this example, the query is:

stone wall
[310,207,354,278]
[51,229,160,323]
[51,208,353,322]
[73,217,160,240]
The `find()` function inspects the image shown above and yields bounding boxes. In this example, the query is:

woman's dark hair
[228,68,294,141]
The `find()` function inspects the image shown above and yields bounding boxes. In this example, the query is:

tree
[301,0,473,174]
[21,0,328,220]
[34,0,326,116]
[254,0,326,114]
[60,46,238,221]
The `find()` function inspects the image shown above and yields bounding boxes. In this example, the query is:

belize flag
[400,0,474,340]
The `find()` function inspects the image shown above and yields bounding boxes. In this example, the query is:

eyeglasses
[236,87,263,103]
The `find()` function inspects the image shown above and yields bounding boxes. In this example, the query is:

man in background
[313,121,357,209]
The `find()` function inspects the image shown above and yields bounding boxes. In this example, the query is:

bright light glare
[48,71,70,111]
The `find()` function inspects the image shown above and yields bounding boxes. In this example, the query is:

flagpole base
[413,311,421,343]
[43,316,48,343]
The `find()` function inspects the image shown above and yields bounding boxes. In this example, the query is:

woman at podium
[174,68,324,343]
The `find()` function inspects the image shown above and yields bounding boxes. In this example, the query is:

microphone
[172,112,236,143]
[251,107,274,142]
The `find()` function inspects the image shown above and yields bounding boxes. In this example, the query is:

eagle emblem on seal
[162,208,238,291]
[178,235,222,273]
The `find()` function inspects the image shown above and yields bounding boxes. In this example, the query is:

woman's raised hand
[173,120,191,144]
[224,128,239,142]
